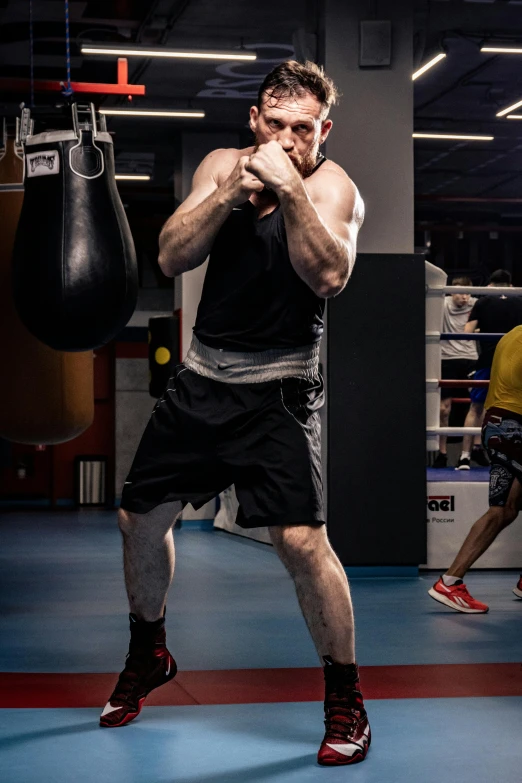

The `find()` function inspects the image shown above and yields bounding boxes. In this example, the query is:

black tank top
[193,157,327,352]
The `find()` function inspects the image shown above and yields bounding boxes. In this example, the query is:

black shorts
[120,365,325,528]
[440,358,476,400]
[482,407,522,506]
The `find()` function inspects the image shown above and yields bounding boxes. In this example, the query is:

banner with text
[424,481,522,569]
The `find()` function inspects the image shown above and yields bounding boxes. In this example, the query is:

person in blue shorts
[456,269,522,470]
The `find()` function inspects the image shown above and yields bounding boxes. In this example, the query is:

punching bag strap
[16,108,34,147]
[69,103,105,180]
[0,118,5,163]
[0,119,24,189]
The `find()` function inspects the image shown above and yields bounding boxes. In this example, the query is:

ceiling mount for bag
[71,103,107,140]
[16,108,34,146]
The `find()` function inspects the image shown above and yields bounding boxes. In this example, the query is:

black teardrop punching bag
[13,104,138,351]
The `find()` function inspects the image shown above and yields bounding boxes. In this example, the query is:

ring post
[425,261,446,451]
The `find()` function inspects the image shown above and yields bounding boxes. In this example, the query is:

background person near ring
[433,276,478,469]
[456,269,522,470]
[101,61,371,767]
[430,325,522,612]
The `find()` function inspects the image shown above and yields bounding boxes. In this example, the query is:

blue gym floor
[0,510,521,782]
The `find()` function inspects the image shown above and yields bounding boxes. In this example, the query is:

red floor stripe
[0,663,520,708]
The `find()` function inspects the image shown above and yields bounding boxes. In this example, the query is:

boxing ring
[213,264,522,568]
[425,262,522,569]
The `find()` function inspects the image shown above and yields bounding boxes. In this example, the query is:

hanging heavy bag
[0,121,94,444]
[12,104,138,352]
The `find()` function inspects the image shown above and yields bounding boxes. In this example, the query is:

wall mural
[197,43,295,99]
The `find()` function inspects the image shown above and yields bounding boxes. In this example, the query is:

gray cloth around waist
[184,335,320,383]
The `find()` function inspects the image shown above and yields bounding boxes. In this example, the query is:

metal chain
[29,0,34,107]
[62,0,74,97]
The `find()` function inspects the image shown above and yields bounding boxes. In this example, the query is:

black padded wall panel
[327,253,426,565]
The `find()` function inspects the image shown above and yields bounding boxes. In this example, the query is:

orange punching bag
[0,125,94,444]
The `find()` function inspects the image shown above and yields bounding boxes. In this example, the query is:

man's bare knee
[485,505,515,532]
[118,508,143,536]
[501,504,519,528]
[440,398,451,416]
[270,525,327,573]
[117,504,180,538]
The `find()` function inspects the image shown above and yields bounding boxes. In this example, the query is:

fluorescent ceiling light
[100,109,205,118]
[481,46,522,54]
[497,99,522,117]
[506,114,522,119]
[115,174,151,181]
[412,53,446,81]
[413,133,494,141]
[81,45,256,61]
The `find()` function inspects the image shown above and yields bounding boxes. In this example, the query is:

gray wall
[115,356,155,495]
[324,0,414,254]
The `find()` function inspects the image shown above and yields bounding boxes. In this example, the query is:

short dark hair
[489,269,511,285]
[452,276,473,286]
[257,60,338,118]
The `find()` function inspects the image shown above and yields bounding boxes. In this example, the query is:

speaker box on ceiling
[359,20,392,67]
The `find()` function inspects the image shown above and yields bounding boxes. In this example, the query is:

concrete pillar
[323,1,426,568]
[324,0,414,253]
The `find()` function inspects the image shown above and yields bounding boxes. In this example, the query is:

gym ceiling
[1,0,522,224]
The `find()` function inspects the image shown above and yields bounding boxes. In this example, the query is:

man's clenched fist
[245,141,300,195]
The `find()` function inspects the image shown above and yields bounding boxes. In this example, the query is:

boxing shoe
[429,577,489,613]
[513,576,522,599]
[471,446,489,467]
[432,452,448,468]
[317,657,370,766]
[100,613,177,728]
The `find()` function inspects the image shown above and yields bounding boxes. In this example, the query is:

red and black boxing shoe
[100,614,177,728]
[317,657,371,766]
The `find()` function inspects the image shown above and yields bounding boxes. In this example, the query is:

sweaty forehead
[261,93,323,122]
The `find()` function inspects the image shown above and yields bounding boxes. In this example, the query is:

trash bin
[74,455,107,506]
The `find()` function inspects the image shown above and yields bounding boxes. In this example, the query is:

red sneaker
[100,614,177,728]
[513,576,522,599]
[429,577,489,613]
[317,658,370,766]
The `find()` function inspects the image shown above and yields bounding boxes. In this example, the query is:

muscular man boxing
[101,60,369,767]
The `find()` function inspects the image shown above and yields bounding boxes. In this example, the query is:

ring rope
[440,332,505,340]
[438,380,489,388]
[428,285,522,297]
[427,427,482,436]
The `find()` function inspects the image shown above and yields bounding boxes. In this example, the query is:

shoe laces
[110,650,153,706]
[324,690,364,741]
[451,583,472,598]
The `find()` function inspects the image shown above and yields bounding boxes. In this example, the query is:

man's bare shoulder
[307,160,364,225]
[308,159,355,194]
[206,146,254,185]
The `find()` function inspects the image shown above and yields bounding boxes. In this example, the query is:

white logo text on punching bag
[26,150,60,178]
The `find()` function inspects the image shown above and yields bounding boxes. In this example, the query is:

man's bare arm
[158,150,263,277]
[465,319,479,333]
[245,142,363,298]
[280,170,363,298]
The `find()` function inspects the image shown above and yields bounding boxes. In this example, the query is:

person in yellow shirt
[429,325,522,613]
